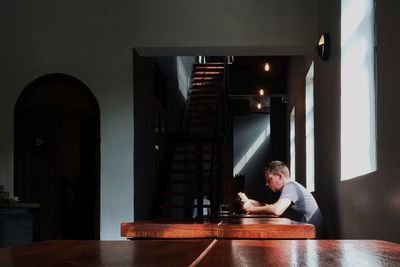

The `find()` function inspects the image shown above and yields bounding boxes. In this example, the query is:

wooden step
[172,148,212,154]
[178,134,214,141]
[162,191,209,197]
[172,153,212,161]
[193,71,223,77]
[189,94,218,103]
[189,102,217,108]
[187,120,215,125]
[171,159,211,164]
[188,111,217,116]
[190,87,219,93]
[186,126,215,131]
[189,106,217,111]
[192,76,222,82]
[191,83,220,88]
[190,93,218,98]
[169,179,208,184]
[168,172,211,180]
[188,110,217,115]
[170,162,211,169]
[170,158,212,164]
[194,63,224,66]
[174,138,213,143]
[189,106,218,112]
[194,65,224,70]
[174,142,213,148]
[169,169,211,174]
[187,114,217,120]
[190,93,219,98]
[186,130,215,135]
[186,122,216,128]
[188,113,216,118]
[186,120,216,125]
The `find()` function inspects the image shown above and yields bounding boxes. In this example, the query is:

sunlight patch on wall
[305,63,315,192]
[289,107,296,180]
[233,124,271,176]
[177,57,189,100]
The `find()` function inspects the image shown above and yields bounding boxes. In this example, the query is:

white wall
[0,0,134,240]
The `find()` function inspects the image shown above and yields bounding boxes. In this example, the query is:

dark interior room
[1,0,400,265]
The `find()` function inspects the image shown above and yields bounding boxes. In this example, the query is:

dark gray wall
[133,0,318,56]
[158,57,192,133]
[286,0,400,242]
[134,56,192,220]
[233,114,272,203]
[286,56,312,186]
[270,97,288,163]
[133,57,156,220]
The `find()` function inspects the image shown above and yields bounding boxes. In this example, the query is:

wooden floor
[1,239,400,266]
[121,217,316,239]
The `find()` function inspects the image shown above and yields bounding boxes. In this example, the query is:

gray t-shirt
[280,181,325,237]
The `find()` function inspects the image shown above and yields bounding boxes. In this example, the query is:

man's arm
[242,197,291,216]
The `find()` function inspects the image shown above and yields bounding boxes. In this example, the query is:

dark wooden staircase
[160,62,225,219]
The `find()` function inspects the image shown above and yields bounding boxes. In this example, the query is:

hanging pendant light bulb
[259,88,265,96]
[257,100,262,110]
[264,62,271,72]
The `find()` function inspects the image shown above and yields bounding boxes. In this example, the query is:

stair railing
[208,57,230,216]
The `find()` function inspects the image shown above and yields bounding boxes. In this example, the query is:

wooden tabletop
[121,218,315,239]
[1,239,400,266]
[197,239,400,266]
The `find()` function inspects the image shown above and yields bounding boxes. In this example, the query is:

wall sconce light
[317,33,330,61]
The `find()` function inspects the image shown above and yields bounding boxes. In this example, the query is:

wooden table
[121,217,316,239]
[1,239,400,266]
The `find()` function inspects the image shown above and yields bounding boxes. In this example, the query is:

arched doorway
[14,73,100,240]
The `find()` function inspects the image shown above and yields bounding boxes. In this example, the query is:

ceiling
[228,56,289,114]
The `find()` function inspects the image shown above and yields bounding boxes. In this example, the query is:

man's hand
[241,200,259,213]
[248,199,264,207]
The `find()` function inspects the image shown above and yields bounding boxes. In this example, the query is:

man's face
[264,171,284,192]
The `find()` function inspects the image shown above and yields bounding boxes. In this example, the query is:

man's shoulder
[283,181,297,189]
[282,181,307,195]
[285,181,306,190]
[281,181,297,194]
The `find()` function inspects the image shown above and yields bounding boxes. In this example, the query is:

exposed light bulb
[259,89,264,96]
[264,62,270,72]
[257,102,262,110]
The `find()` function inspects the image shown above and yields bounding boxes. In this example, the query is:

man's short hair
[265,161,291,178]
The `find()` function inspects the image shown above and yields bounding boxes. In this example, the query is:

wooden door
[14,74,100,240]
